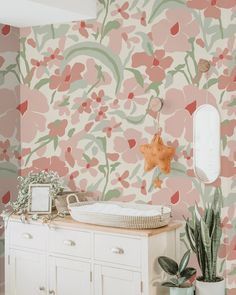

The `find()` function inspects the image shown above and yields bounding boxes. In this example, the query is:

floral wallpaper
[0,24,20,294]
[0,0,236,293]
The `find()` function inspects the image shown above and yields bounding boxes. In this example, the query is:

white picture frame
[28,184,52,214]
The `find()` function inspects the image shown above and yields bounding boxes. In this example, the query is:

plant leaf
[103,20,120,37]
[158,256,178,275]
[179,250,191,273]
[125,68,144,87]
[180,267,196,280]
[161,282,177,288]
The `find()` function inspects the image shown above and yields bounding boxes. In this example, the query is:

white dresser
[5,216,181,295]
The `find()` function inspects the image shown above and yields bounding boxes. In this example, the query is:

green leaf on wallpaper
[222,135,227,151]
[203,78,218,89]
[130,164,141,179]
[69,80,88,94]
[68,128,75,138]
[104,189,121,201]
[165,73,174,89]
[34,78,50,90]
[136,32,153,56]
[228,268,236,276]
[83,153,91,163]
[110,162,121,174]
[35,135,50,144]
[0,162,18,176]
[103,21,120,37]
[175,64,185,71]
[53,137,59,150]
[171,162,186,174]
[97,137,107,151]
[67,34,79,42]
[98,165,106,176]
[145,82,161,95]
[0,72,5,86]
[6,64,17,72]
[125,68,144,87]
[63,42,123,93]
[92,146,98,156]
[98,0,105,6]
[228,99,236,107]
[92,120,110,132]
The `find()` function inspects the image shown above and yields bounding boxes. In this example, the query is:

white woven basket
[67,198,171,229]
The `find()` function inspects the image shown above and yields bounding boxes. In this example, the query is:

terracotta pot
[169,286,195,295]
[195,278,225,295]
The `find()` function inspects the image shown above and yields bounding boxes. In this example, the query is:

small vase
[195,278,225,295]
[169,286,195,295]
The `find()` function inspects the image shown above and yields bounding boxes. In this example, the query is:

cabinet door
[94,265,141,295]
[9,249,46,295]
[49,256,91,295]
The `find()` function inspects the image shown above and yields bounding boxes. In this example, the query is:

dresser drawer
[94,233,141,268]
[49,228,91,258]
[9,222,47,251]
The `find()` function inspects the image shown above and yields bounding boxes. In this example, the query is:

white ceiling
[0,0,97,28]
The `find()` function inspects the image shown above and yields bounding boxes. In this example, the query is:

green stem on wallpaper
[16,53,25,84]
[50,90,57,104]
[100,140,110,201]
[86,79,101,95]
[184,55,194,84]
[100,0,110,43]
[51,25,55,39]
[20,38,30,75]
[25,138,52,166]
[198,11,209,51]
[219,18,224,39]
[219,91,225,104]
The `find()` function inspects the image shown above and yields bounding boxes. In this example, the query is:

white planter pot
[170,286,195,295]
[196,278,225,295]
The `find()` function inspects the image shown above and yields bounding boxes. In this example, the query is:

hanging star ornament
[140,134,175,174]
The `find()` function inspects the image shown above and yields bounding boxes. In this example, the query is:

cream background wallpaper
[0,0,236,293]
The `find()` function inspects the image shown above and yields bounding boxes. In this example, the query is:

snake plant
[158,250,196,288]
[185,188,222,282]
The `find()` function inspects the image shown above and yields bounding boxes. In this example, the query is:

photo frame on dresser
[28,184,52,214]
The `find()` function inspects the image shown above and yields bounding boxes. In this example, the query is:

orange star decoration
[153,177,163,189]
[140,134,175,174]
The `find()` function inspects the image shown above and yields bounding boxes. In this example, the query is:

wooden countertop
[9,215,182,237]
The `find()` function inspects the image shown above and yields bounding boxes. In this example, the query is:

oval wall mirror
[193,104,221,183]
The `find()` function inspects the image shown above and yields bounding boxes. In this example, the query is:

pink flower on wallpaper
[218,66,236,92]
[132,11,147,26]
[80,157,99,177]
[103,117,122,138]
[59,133,84,168]
[0,140,12,161]
[71,97,92,124]
[44,48,64,68]
[132,50,173,83]
[221,156,236,177]
[212,48,232,68]
[31,58,47,79]
[95,106,108,121]
[117,78,148,110]
[111,2,129,19]
[0,25,19,52]
[83,59,112,86]
[221,119,236,137]
[132,179,147,195]
[151,9,199,52]
[187,0,236,19]
[91,90,105,108]
[223,95,236,116]
[68,171,80,191]
[162,85,217,141]
[48,119,68,137]
[152,176,200,220]
[228,140,236,162]
[219,235,236,261]
[21,156,69,177]
[20,85,49,143]
[108,20,139,54]
[0,88,19,138]
[72,21,93,38]
[113,128,146,163]
[49,63,85,92]
[111,171,130,188]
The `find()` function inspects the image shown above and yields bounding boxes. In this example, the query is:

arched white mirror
[193,104,221,183]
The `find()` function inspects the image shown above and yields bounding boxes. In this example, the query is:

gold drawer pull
[111,247,124,255]
[63,240,75,246]
[22,233,32,239]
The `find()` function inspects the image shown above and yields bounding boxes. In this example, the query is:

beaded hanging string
[155,98,164,136]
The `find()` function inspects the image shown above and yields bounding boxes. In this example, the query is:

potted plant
[185,189,224,295]
[158,249,196,295]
